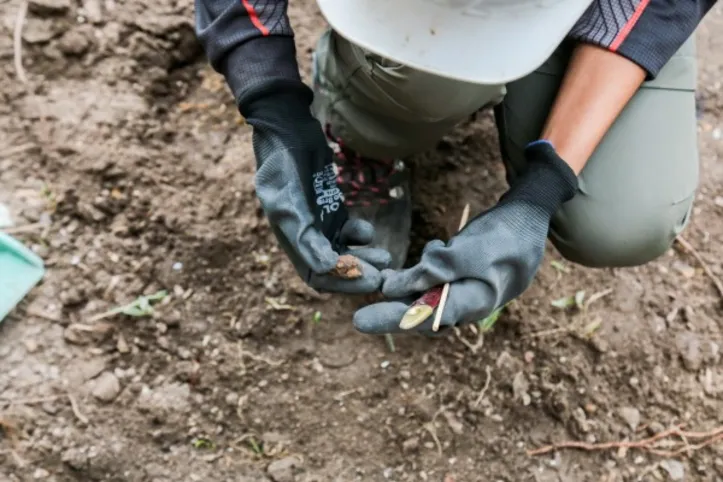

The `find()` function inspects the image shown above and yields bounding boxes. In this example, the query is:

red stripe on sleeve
[610,0,651,51]
[241,0,270,36]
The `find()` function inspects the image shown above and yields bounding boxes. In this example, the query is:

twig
[2,143,36,157]
[528,424,723,457]
[67,394,89,425]
[0,395,62,406]
[453,325,484,354]
[423,422,443,456]
[432,204,470,332]
[13,0,28,83]
[1,222,46,235]
[238,343,284,367]
[473,366,492,408]
[675,236,723,299]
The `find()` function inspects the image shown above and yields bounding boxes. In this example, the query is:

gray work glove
[241,80,392,293]
[352,141,578,334]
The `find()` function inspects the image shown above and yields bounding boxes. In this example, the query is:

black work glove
[352,140,578,334]
[241,80,392,293]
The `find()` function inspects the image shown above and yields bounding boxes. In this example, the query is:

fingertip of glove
[352,301,407,335]
[340,218,375,245]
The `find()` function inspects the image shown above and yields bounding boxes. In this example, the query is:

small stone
[33,468,50,479]
[713,128,722,140]
[29,0,71,14]
[672,261,696,279]
[512,371,530,406]
[23,19,58,43]
[676,331,703,371]
[92,372,121,402]
[380,360,390,369]
[660,459,685,481]
[42,401,59,415]
[82,0,103,23]
[523,351,535,363]
[402,437,420,453]
[618,406,641,431]
[647,422,666,435]
[715,197,723,208]
[58,29,90,56]
[117,334,130,353]
[443,411,464,435]
[62,447,88,470]
[23,339,39,353]
[225,392,239,407]
[399,370,411,380]
[267,456,301,482]
[584,403,597,415]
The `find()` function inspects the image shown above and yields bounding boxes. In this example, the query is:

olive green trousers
[311,30,699,267]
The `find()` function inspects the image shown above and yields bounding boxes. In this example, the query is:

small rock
[512,371,531,406]
[225,392,239,407]
[82,0,103,23]
[267,456,301,482]
[92,372,121,402]
[402,437,420,453]
[23,339,39,353]
[23,19,58,43]
[117,334,130,353]
[443,411,464,435]
[660,459,685,481]
[646,422,666,435]
[29,0,71,14]
[62,447,88,470]
[715,197,723,208]
[618,406,641,431]
[672,261,695,278]
[58,29,90,56]
[33,468,50,479]
[676,331,703,371]
[136,382,191,423]
[42,401,59,415]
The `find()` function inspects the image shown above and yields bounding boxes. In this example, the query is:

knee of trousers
[549,193,696,268]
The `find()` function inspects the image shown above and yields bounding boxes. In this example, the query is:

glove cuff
[238,79,315,122]
[501,140,579,214]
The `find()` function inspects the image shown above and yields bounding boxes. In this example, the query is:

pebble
[618,406,641,431]
[267,456,301,482]
[33,468,50,479]
[29,0,71,14]
[660,459,685,481]
[402,437,420,453]
[92,372,121,402]
[672,261,696,279]
[676,331,703,371]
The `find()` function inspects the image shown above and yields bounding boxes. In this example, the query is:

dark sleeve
[194,0,302,106]
[568,0,718,79]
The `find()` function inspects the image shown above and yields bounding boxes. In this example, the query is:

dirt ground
[1,1,723,481]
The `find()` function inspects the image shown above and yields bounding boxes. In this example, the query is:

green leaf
[478,305,504,332]
[312,311,322,323]
[551,260,570,273]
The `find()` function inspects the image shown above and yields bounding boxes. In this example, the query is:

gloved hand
[352,140,578,334]
[240,80,391,293]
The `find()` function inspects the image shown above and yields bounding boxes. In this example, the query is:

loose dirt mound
[2,1,723,481]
